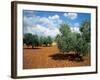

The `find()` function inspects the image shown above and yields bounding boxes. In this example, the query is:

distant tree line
[23,33,53,48]
[56,20,90,56]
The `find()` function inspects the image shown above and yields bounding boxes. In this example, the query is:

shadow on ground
[49,53,83,62]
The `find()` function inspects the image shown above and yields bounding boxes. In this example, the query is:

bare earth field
[23,46,90,69]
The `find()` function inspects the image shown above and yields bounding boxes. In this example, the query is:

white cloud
[48,15,60,20]
[23,16,40,27]
[23,14,62,37]
[32,24,60,37]
[64,13,78,20]
[39,15,60,23]
[39,17,50,24]
[39,15,61,26]
[24,26,34,34]
[39,17,57,29]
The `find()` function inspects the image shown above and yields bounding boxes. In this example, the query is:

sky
[23,10,91,38]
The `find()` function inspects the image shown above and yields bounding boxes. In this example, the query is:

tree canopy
[56,20,90,55]
[23,33,53,48]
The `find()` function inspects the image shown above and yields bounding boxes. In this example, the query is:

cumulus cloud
[64,13,78,20]
[23,12,81,36]
[48,15,60,20]
[39,15,62,27]
[39,17,50,24]
[32,24,60,37]
[23,14,62,37]
[23,15,41,34]
[23,15,40,27]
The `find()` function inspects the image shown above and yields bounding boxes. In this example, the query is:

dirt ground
[23,45,90,69]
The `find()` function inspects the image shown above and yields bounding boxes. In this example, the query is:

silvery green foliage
[56,21,90,55]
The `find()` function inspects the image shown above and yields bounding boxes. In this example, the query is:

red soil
[23,46,90,69]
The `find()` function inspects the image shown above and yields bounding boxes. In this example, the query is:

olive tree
[80,20,91,42]
[56,23,72,54]
[31,34,39,48]
[47,36,53,46]
[38,36,44,46]
[23,33,40,48]
[23,33,33,47]
[56,21,90,56]
[79,20,91,55]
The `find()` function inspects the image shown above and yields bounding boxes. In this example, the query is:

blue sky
[23,10,91,37]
